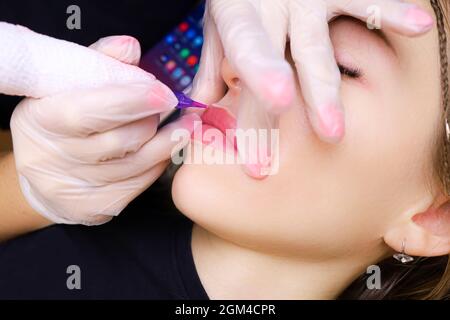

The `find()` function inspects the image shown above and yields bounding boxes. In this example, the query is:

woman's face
[172,0,442,260]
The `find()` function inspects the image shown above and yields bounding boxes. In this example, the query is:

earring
[393,239,414,264]
[446,118,450,141]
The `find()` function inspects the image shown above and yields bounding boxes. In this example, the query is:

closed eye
[338,63,362,79]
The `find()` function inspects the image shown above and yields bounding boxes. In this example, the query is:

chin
[171,145,365,258]
[171,143,300,254]
[171,160,243,245]
[172,143,241,223]
[171,161,206,221]
[173,139,262,241]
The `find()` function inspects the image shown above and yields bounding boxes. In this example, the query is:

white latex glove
[192,0,434,143]
[2,23,200,225]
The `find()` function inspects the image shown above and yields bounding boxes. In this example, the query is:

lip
[192,105,273,179]
[200,105,237,135]
[192,105,238,152]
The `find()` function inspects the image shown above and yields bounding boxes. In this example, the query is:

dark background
[0,0,198,130]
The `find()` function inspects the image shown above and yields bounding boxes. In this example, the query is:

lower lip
[189,107,272,179]
[190,106,237,153]
[191,123,237,154]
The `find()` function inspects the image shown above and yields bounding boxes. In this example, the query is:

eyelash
[338,64,362,79]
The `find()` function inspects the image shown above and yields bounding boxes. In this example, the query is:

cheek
[171,79,438,257]
[276,101,392,248]
[337,82,437,222]
[278,83,437,243]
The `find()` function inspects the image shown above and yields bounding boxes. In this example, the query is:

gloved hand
[192,0,434,143]
[0,22,150,97]
[3,25,200,225]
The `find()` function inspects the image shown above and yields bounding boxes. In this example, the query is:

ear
[384,194,450,257]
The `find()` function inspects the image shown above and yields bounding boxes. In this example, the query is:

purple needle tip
[175,92,208,109]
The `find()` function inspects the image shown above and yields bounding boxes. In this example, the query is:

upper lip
[200,105,237,135]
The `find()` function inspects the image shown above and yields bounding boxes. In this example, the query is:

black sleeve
[0,184,206,299]
[0,0,198,129]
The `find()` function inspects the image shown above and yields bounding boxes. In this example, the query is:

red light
[187,55,198,66]
[178,22,189,32]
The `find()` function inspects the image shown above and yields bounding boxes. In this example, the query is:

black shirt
[0,0,208,299]
[0,0,198,129]
[0,185,209,299]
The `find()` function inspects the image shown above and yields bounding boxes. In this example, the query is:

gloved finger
[210,0,295,113]
[53,161,169,225]
[89,36,142,66]
[85,161,169,223]
[290,0,344,143]
[0,22,153,98]
[31,82,178,136]
[60,115,159,163]
[78,113,201,184]
[331,0,434,36]
[258,0,289,57]
[190,5,227,105]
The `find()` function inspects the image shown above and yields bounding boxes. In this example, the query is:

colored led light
[180,48,190,59]
[187,55,198,66]
[193,36,203,47]
[171,68,184,80]
[178,22,189,32]
[159,54,169,63]
[180,75,192,87]
[165,35,175,44]
[165,60,176,72]
[186,29,196,39]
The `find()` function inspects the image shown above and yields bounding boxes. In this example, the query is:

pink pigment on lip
[191,122,238,156]
[189,105,238,153]
[201,106,237,137]
[193,105,273,179]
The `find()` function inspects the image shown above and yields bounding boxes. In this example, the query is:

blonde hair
[341,0,450,300]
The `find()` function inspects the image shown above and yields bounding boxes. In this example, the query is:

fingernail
[93,36,141,64]
[118,36,141,64]
[239,142,272,179]
[110,36,141,65]
[92,36,123,49]
[261,69,295,114]
[405,6,434,32]
[243,163,270,180]
[317,104,345,143]
[148,81,179,111]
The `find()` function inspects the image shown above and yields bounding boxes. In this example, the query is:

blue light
[186,29,196,39]
[165,34,176,44]
[193,36,203,47]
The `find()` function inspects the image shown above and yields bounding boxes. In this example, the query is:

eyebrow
[344,16,398,56]
[371,28,396,54]
[330,15,399,59]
